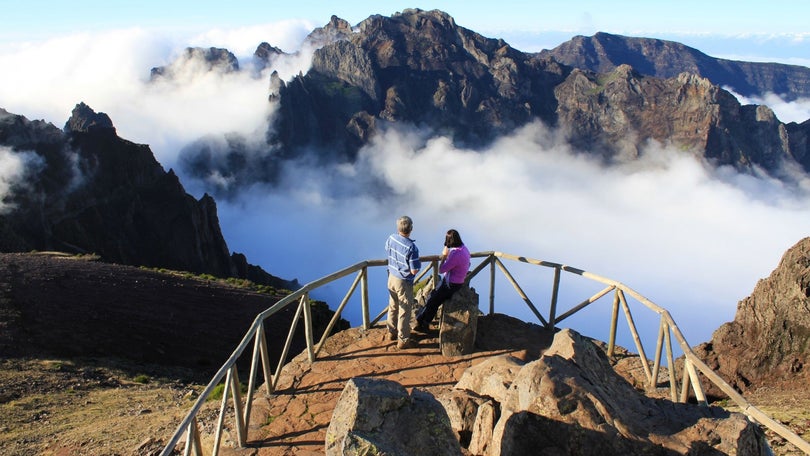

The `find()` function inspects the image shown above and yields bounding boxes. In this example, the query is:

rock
[554,65,792,173]
[439,285,480,356]
[467,399,498,455]
[325,377,462,456]
[175,9,810,190]
[455,355,525,405]
[149,47,238,81]
[304,15,355,48]
[267,8,566,166]
[64,102,114,133]
[694,237,810,395]
[253,42,287,71]
[444,328,770,455]
[436,390,487,447]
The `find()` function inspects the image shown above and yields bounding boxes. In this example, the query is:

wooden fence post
[548,266,560,330]
[607,290,620,357]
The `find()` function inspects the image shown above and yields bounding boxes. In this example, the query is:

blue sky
[3,0,810,64]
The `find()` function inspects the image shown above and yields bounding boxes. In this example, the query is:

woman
[414,229,471,332]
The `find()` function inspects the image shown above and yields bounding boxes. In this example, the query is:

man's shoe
[397,339,416,349]
[387,332,397,341]
[413,321,428,333]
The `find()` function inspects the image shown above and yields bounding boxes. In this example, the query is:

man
[385,215,421,349]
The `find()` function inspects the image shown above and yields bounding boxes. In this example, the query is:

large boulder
[448,328,770,455]
[325,377,462,456]
[439,285,480,356]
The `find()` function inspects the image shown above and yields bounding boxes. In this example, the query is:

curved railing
[160,251,810,455]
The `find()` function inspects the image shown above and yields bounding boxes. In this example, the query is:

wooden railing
[160,251,810,455]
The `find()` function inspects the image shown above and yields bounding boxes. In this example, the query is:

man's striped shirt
[385,233,421,281]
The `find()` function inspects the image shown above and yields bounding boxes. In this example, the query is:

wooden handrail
[160,251,810,455]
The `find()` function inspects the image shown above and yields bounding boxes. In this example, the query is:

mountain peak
[64,102,115,134]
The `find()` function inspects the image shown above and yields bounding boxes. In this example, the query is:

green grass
[139,266,291,296]
[207,382,248,402]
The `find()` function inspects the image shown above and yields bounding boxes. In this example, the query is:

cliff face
[554,65,795,171]
[166,10,810,191]
[270,9,569,162]
[0,104,293,288]
[540,31,810,101]
[239,10,808,183]
[695,237,810,392]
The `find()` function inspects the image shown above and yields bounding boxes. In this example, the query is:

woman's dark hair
[444,229,463,248]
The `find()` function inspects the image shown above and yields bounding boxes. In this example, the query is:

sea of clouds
[1,22,810,352]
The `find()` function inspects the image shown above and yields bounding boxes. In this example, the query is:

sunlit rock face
[191,8,810,191]
[540,31,810,101]
[695,237,810,395]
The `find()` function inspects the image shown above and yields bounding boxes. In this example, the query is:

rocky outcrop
[451,329,769,455]
[540,31,810,101]
[0,104,294,289]
[268,8,568,163]
[304,15,355,48]
[785,118,810,172]
[325,377,462,456]
[694,237,810,394]
[323,328,769,454]
[555,65,795,172]
[253,42,288,73]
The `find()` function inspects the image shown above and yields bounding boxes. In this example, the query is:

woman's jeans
[416,281,462,326]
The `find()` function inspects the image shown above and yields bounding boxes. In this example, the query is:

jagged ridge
[0,103,295,289]
[177,9,810,191]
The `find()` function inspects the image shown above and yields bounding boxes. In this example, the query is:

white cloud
[727,90,810,124]
[0,147,43,214]
[188,19,316,58]
[2,23,810,353]
[0,23,314,172]
[214,122,810,351]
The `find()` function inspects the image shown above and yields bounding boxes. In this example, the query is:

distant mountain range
[0,11,808,445]
[163,9,810,195]
[2,8,810,283]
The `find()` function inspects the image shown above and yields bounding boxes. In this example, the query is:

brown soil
[0,356,210,455]
[0,251,308,455]
[1,253,808,455]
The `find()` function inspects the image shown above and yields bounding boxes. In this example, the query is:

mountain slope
[178,9,810,192]
[0,252,343,371]
[0,104,294,289]
[539,31,810,101]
